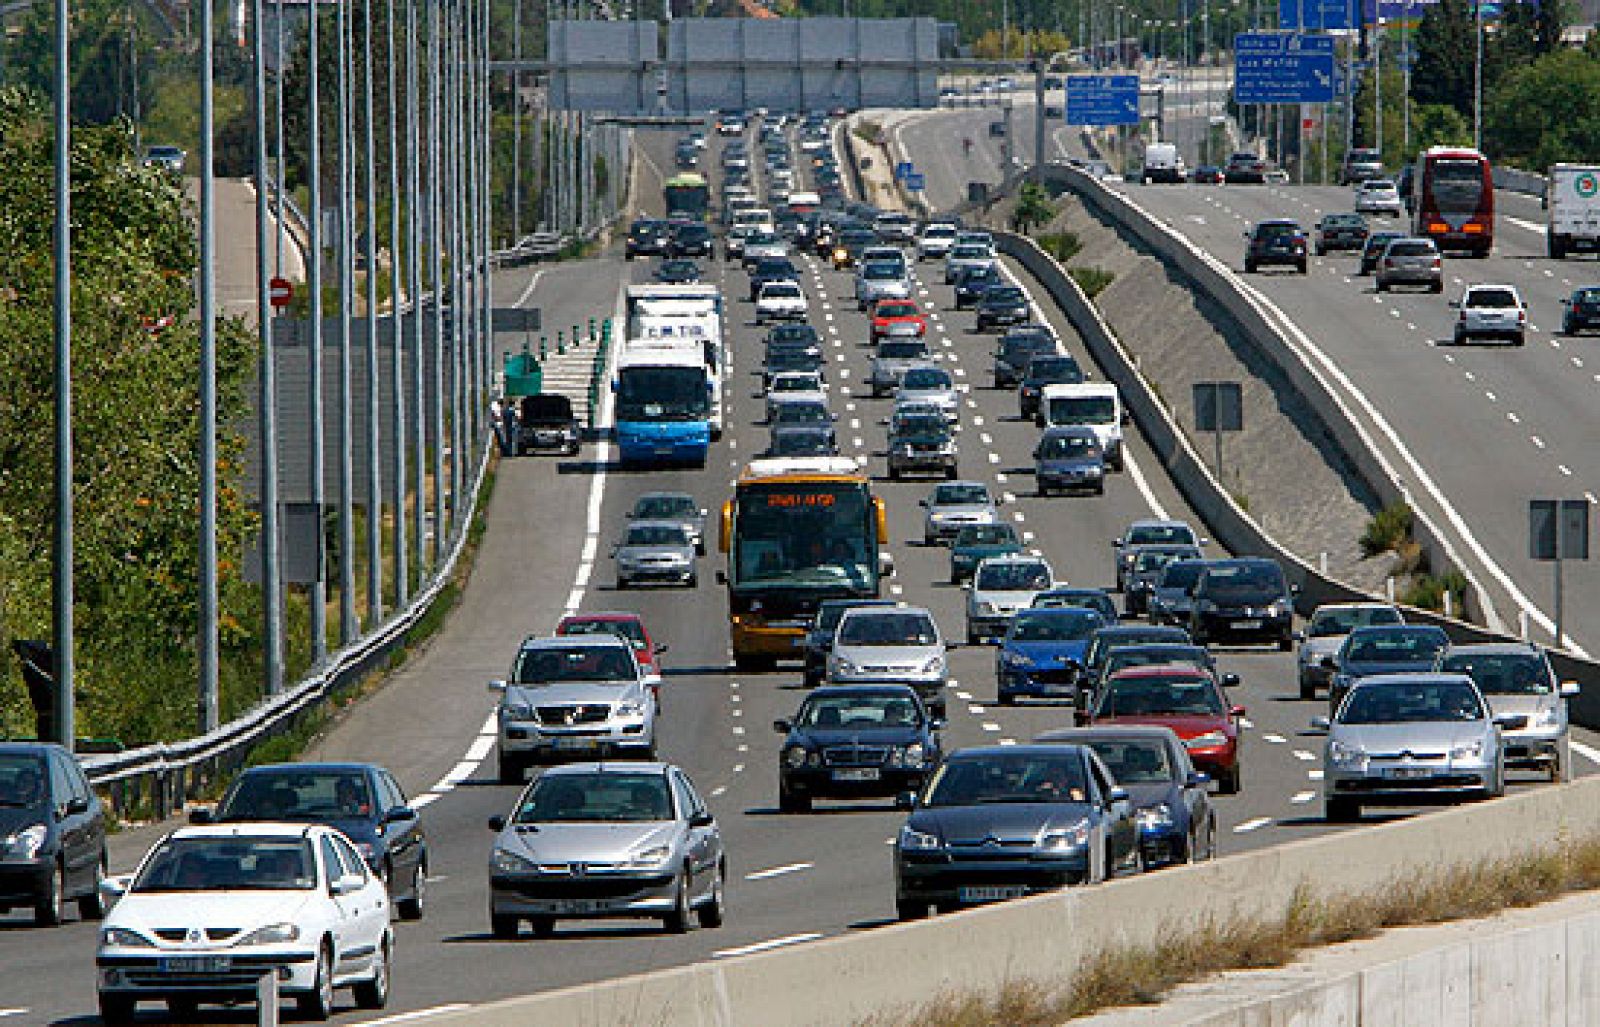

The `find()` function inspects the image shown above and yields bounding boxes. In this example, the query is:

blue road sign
[1234,33,1336,104]
[1278,0,1354,30]
[894,161,914,180]
[904,172,926,191]
[1064,74,1140,127]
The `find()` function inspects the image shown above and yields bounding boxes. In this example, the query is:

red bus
[1411,146,1494,257]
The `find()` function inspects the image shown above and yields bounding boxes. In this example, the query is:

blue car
[775,685,944,813]
[1033,425,1106,496]
[997,607,1105,705]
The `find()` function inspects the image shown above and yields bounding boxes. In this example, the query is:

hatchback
[967,555,1056,643]
[1375,237,1442,293]
[1561,287,1600,334]
[1354,178,1404,217]
[1079,664,1245,793]
[829,605,949,716]
[1243,219,1307,274]
[0,742,107,926]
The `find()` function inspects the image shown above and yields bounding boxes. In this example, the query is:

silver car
[1374,237,1442,293]
[1313,672,1517,822]
[896,365,958,421]
[1113,519,1205,591]
[1436,643,1581,781]
[856,261,912,309]
[966,555,1056,644]
[613,520,698,588]
[627,491,706,554]
[766,371,827,422]
[829,605,949,717]
[1295,602,1404,699]
[486,762,725,937]
[920,480,999,546]
[944,243,996,284]
[491,637,659,782]
[868,338,934,398]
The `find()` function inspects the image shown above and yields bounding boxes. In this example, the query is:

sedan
[613,520,698,589]
[1354,178,1404,217]
[868,338,934,398]
[1325,624,1451,714]
[487,762,725,937]
[944,243,996,284]
[1123,545,1204,618]
[765,371,827,422]
[1436,642,1580,781]
[953,264,1002,307]
[894,744,1141,918]
[654,258,702,284]
[870,299,928,340]
[920,480,999,546]
[1314,673,1514,821]
[1033,425,1106,496]
[1078,664,1244,794]
[975,285,1030,331]
[896,366,958,421]
[1358,230,1407,275]
[949,522,1021,584]
[1375,236,1443,293]
[765,424,839,458]
[1313,212,1369,255]
[829,605,948,717]
[96,824,391,1022]
[997,607,1104,705]
[1038,726,1216,867]
[775,685,943,812]
[1294,602,1404,700]
[192,762,427,921]
[966,554,1055,644]
[626,491,706,554]
[855,261,912,310]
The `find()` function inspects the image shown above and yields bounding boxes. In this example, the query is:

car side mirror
[1112,539,1123,547]
[1185,770,1210,788]
[1560,681,1581,698]
[488,815,507,832]
[689,811,715,828]
[331,873,366,896]
[187,806,215,825]
[917,498,928,507]
[773,718,792,734]
[488,679,508,693]
[1493,713,1529,731]
[930,717,947,731]
[1310,716,1331,731]
[1074,708,1090,726]
[894,791,918,811]
[1221,673,1241,688]
[1229,705,1247,718]
[64,795,90,816]
[1107,785,1131,806]
[1120,411,1131,426]
[100,874,131,909]
[1293,630,1306,642]
[384,807,418,825]
[655,643,669,655]
[716,570,728,584]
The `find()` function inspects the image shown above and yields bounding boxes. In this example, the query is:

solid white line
[1233,817,1271,833]
[1123,451,1170,521]
[512,269,546,309]
[1291,791,1316,804]
[1571,739,1600,765]
[714,933,824,958]
[357,1005,473,1026]
[465,735,496,762]
[745,861,814,881]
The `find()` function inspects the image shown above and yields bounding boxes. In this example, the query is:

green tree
[1011,181,1056,234]
[6,0,152,126]
[1485,48,1600,169]
[1411,0,1477,118]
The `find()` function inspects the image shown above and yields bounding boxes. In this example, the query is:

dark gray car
[0,742,108,926]
[869,338,934,397]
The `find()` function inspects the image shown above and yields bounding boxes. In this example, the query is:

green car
[949,523,1022,584]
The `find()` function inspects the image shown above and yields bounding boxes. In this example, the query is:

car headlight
[100,927,156,948]
[355,841,378,864]
[921,656,945,675]
[1040,818,1091,851]
[1185,731,1228,749]
[1328,739,1366,767]
[491,847,538,873]
[976,601,996,615]
[1004,652,1032,669]
[501,701,534,721]
[239,922,301,946]
[626,845,672,868]
[831,656,858,675]
[1136,803,1173,829]
[900,743,926,769]
[898,826,942,851]
[616,701,648,718]
[1451,740,1485,761]
[940,441,957,454]
[783,746,810,769]
[1,824,47,860]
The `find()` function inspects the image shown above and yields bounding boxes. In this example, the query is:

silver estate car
[829,605,949,717]
[966,554,1055,644]
[491,637,659,783]
[613,520,698,589]
[920,480,999,546]
[1313,672,1519,822]
[487,762,725,938]
[1436,643,1581,781]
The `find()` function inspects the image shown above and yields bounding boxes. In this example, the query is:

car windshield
[1467,288,1518,308]
[799,694,922,728]
[1257,223,1300,240]
[1135,549,1186,573]
[1038,433,1099,459]
[560,618,647,648]
[1388,241,1434,257]
[512,645,635,684]
[769,325,817,344]
[1437,653,1550,695]
[879,341,927,360]
[961,267,997,284]
[773,402,829,426]
[771,430,831,455]
[626,524,690,546]
[1086,629,1186,667]
[1575,289,1600,304]
[1034,591,1115,618]
[933,484,989,506]
[924,752,1088,806]
[1200,563,1284,600]
[951,245,989,259]
[956,524,1016,546]
[763,283,801,299]
[217,770,374,822]
[513,772,674,824]
[633,495,696,519]
[864,263,901,280]
[133,837,318,892]
[772,375,819,392]
[985,288,1025,304]
[1009,609,1100,642]
[1086,738,1175,784]
[1026,357,1083,382]
[902,368,951,390]
[1365,233,1404,253]
[1128,524,1193,546]
[0,755,46,808]
[1102,675,1223,716]
[1345,629,1447,664]
[838,612,938,646]
[977,562,1051,591]
[1309,606,1402,637]
[1323,214,1364,228]
[1339,681,1484,724]
[877,302,918,318]
[616,366,709,422]
[1105,647,1206,676]
[1049,395,1114,425]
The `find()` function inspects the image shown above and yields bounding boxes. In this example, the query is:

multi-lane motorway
[2,124,1592,1024]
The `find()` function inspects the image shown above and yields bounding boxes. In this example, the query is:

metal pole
[428,0,446,566]
[449,0,465,532]
[1555,556,1564,648]
[1401,0,1410,156]
[388,0,409,605]
[199,0,220,733]
[1374,16,1382,156]
[274,0,285,277]
[1473,0,1482,151]
[51,0,74,749]
[513,0,523,243]
[362,0,383,625]
[337,0,358,642]
[406,0,425,582]
[253,0,284,695]
[306,0,328,663]
[1032,61,1045,181]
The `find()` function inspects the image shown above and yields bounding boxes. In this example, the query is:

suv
[1244,220,1308,274]
[1375,237,1442,293]
[1188,557,1295,649]
[491,637,658,782]
[1339,147,1384,186]
[1452,284,1527,346]
[0,742,108,926]
[856,261,912,310]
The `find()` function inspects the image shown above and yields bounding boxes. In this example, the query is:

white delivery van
[1546,164,1600,258]
[1041,382,1126,470]
[1142,142,1185,184]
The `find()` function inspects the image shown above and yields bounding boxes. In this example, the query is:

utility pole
[51,0,75,748]
[198,0,220,733]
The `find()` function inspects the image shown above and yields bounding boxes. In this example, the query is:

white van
[1142,142,1185,184]
[1041,382,1125,470]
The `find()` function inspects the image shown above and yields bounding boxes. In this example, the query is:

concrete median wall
[422,776,1600,1027]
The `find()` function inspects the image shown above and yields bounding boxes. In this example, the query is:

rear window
[1257,223,1301,239]
[1466,288,1518,308]
[1387,241,1435,257]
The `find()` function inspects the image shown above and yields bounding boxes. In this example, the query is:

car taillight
[1432,259,1441,268]
[1384,258,1395,267]
[1460,311,1468,322]
[1519,309,1527,323]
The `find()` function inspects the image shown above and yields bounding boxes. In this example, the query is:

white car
[855,262,912,309]
[1452,283,1527,345]
[755,280,808,323]
[916,223,960,261]
[944,243,996,284]
[95,823,392,1023]
[1354,179,1403,216]
[766,370,827,421]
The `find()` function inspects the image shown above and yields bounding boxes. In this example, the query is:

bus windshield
[616,366,709,422]
[734,481,875,591]
[1428,158,1484,214]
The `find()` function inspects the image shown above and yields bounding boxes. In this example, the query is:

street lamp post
[198,0,220,733]
[51,0,75,748]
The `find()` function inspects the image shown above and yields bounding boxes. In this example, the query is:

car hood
[954,543,1019,560]
[1038,456,1102,473]
[1481,694,1552,719]
[1122,781,1184,810]
[833,643,941,666]
[909,802,1096,844]
[1333,721,1487,753]
[1003,640,1089,665]
[1095,713,1232,740]
[899,388,956,405]
[973,589,1043,609]
[930,503,993,519]
[616,544,695,561]
[495,821,679,864]
[1342,657,1435,678]
[506,682,638,705]
[790,726,928,748]
[1301,637,1344,660]
[109,889,315,936]
[0,806,49,837]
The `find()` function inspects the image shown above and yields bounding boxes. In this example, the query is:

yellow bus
[719,458,890,671]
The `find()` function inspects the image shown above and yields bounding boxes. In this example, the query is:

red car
[1076,663,1243,794]
[555,612,667,699]
[870,299,927,341]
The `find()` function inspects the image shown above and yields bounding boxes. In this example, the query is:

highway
[0,124,1590,1025]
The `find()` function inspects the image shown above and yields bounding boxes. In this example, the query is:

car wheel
[1218,764,1241,795]
[33,860,63,927]
[490,912,521,939]
[662,870,695,933]
[1325,796,1360,822]
[615,576,629,590]
[1120,843,1146,877]
[352,935,391,1010]
[778,787,812,814]
[1375,279,1387,292]
[967,628,979,645]
[295,941,336,1021]
[78,853,108,920]
[397,859,426,921]
[1278,633,1293,652]
[697,865,727,928]
[1244,260,1256,273]
[998,693,1015,706]
[686,573,698,588]
[1431,281,1443,294]
[945,466,958,480]
[497,749,524,786]
[896,898,928,921]
[528,916,556,938]
[98,994,137,1024]
[1299,675,1317,701]
[1513,333,1525,347]
[1297,261,1308,274]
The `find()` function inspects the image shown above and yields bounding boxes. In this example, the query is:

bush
[1068,266,1115,298]
[1036,231,1082,263]
[1360,502,1414,558]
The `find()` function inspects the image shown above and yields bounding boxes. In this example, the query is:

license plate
[833,768,880,782]
[161,956,231,974]
[958,885,1027,903]
[551,899,605,914]
[1232,619,1262,630]
[655,447,675,456]
[1385,767,1431,779]
[552,737,596,751]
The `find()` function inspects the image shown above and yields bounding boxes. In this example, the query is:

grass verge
[1067,266,1115,299]
[861,835,1600,1026]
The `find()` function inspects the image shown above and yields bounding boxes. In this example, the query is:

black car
[625,218,671,260]
[802,599,900,688]
[1243,220,1308,274]
[953,264,1003,308]
[975,285,1029,331]
[1038,726,1216,868]
[993,326,1058,389]
[1223,151,1267,184]
[0,742,108,926]
[654,258,702,284]
[1562,287,1600,335]
[1019,353,1085,420]
[1123,545,1204,617]
[1191,165,1224,185]
[1080,624,1193,693]
[1147,558,1212,627]
[513,394,581,456]
[1188,557,1296,649]
[775,685,943,812]
[749,257,800,302]
[1314,213,1369,255]
[893,744,1140,918]
[195,761,428,920]
[765,424,839,459]
[669,222,713,258]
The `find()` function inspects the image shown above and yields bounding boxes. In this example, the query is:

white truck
[1040,382,1126,470]
[1142,142,1185,184]
[1546,164,1600,259]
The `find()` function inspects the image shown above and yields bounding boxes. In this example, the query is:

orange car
[870,298,927,341]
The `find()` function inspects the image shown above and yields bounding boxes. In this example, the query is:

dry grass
[860,835,1600,1026]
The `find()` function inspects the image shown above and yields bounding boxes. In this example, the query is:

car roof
[626,518,692,532]
[1109,662,1212,681]
[947,743,1084,760]
[171,822,324,841]
[1347,671,1477,690]
[560,611,645,624]
[977,553,1050,568]
[520,635,634,650]
[1440,641,1542,657]
[637,490,694,502]
[1312,602,1398,613]
[808,683,922,699]
[841,603,930,619]
[537,762,674,777]
[0,741,65,756]
[1096,624,1187,638]
[238,762,378,775]
[1035,724,1183,744]
[1041,425,1100,439]
[1349,623,1446,636]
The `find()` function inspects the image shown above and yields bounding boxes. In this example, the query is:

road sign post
[269,276,294,309]
[1193,382,1243,486]
[1064,74,1140,127]
[1529,499,1589,648]
[904,172,926,192]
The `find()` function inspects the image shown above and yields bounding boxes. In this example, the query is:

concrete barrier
[418,774,1600,1027]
